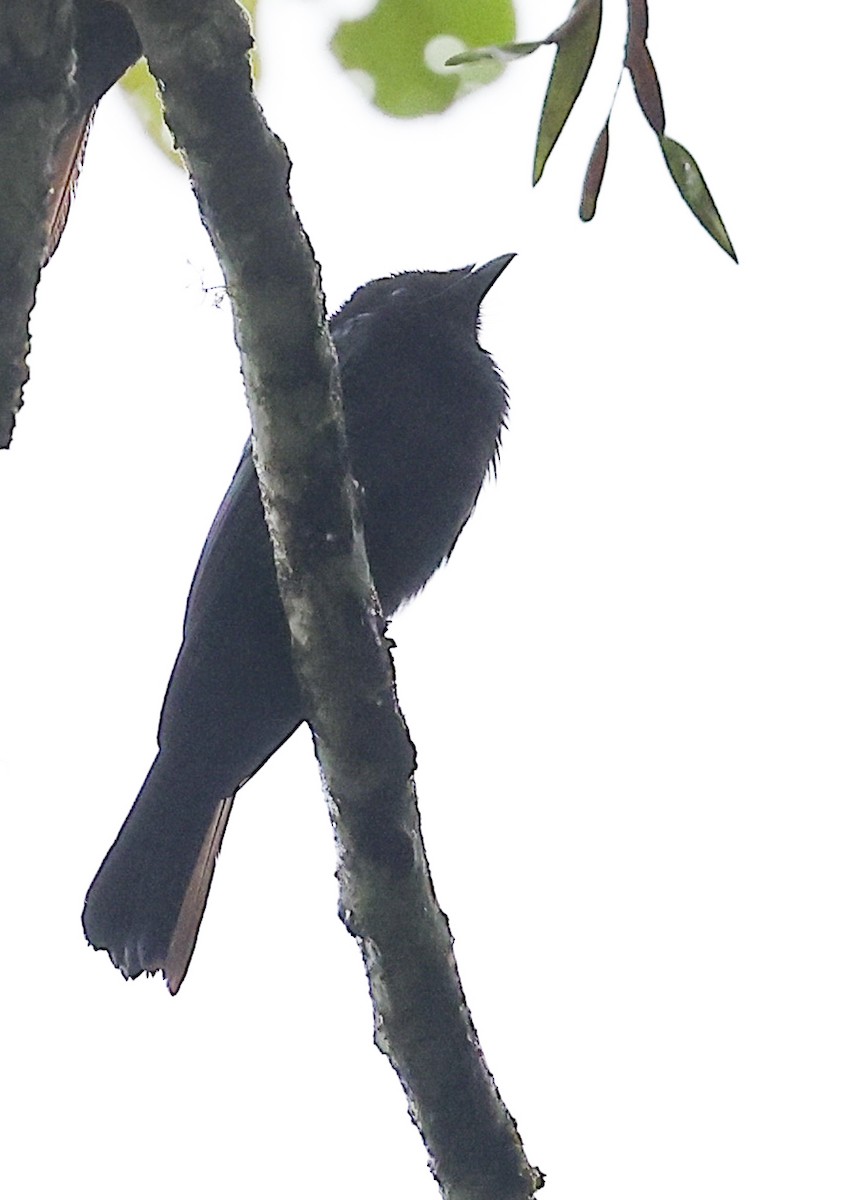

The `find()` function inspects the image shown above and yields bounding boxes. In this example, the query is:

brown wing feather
[159,795,236,994]
[43,108,95,264]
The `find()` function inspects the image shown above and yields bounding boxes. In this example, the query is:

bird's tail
[82,756,235,994]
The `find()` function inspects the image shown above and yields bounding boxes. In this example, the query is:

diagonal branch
[116,2,541,1195]
[0,0,75,447]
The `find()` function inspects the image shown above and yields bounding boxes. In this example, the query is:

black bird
[83,255,515,992]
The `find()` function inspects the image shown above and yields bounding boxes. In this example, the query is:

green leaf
[445,40,544,66]
[533,0,602,185]
[660,135,737,262]
[331,0,516,118]
[120,60,180,165]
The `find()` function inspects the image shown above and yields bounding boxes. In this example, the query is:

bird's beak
[471,253,517,299]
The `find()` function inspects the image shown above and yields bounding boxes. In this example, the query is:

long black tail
[82,756,234,994]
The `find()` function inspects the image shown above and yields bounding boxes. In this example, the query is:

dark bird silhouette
[82,255,515,992]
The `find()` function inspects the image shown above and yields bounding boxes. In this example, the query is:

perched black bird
[83,255,514,992]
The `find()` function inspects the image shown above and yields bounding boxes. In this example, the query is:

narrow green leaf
[579,122,609,220]
[660,135,738,261]
[533,0,602,185]
[445,40,544,66]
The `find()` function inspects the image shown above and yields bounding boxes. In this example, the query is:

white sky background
[1,0,842,1196]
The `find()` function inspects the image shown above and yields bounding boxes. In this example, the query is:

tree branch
[115,2,541,1194]
[0,0,76,447]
